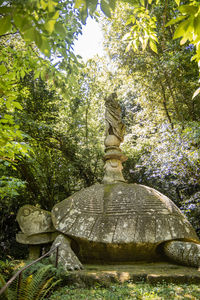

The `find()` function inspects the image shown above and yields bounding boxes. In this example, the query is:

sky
[73,17,104,62]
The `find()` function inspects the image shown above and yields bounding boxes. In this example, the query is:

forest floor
[49,283,200,299]
[1,260,200,299]
[64,262,200,286]
[49,263,200,299]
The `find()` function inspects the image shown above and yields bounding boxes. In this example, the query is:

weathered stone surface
[103,93,127,184]
[16,231,58,244]
[50,234,83,271]
[103,159,126,183]
[104,93,125,143]
[28,245,41,260]
[164,241,200,267]
[51,182,199,263]
[17,205,55,236]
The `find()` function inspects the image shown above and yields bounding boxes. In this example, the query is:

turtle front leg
[51,234,83,271]
[163,240,200,267]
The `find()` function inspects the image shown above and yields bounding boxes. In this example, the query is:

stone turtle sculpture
[16,93,200,270]
[16,183,200,270]
[51,182,200,270]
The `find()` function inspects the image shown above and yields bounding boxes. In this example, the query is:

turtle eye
[23,208,30,216]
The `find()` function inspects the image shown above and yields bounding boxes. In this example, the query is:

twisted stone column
[102,93,127,184]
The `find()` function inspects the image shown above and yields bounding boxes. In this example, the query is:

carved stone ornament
[103,93,127,184]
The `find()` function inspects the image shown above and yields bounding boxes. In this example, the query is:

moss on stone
[64,263,200,286]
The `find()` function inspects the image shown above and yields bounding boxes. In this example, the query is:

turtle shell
[51,183,199,262]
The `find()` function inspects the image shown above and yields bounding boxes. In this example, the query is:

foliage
[0,0,83,199]
[166,1,200,62]
[0,37,38,198]
[181,191,200,233]
[128,123,200,209]
[0,177,26,200]
[0,0,82,62]
[12,66,105,210]
[2,0,199,63]
[119,0,200,61]
[0,48,105,257]
[17,265,60,300]
[0,273,9,300]
[113,0,200,97]
[103,1,200,124]
[23,258,68,288]
[0,35,33,198]
[122,4,158,53]
[49,282,200,299]
[0,259,20,282]
[0,264,61,300]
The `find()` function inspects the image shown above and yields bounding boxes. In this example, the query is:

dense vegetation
[0,0,199,270]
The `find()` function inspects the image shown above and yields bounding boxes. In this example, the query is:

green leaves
[149,40,157,53]
[175,0,181,5]
[165,15,187,27]
[0,15,12,35]
[0,177,26,199]
[74,0,86,9]
[47,0,58,12]
[0,64,7,75]
[44,11,60,34]
[54,23,66,38]
[123,7,158,54]
[13,13,31,31]
[165,1,200,62]
[109,0,116,11]
[40,37,51,57]
[192,87,200,99]
[173,19,192,40]
[178,5,198,15]
[75,0,115,23]
[101,0,112,18]
[0,1,74,61]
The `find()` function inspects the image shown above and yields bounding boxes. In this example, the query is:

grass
[49,283,200,299]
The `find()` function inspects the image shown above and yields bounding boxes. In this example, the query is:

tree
[0,0,83,198]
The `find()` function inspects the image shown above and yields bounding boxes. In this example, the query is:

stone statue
[105,92,125,142]
[16,94,200,270]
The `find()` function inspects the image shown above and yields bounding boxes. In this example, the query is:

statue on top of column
[105,92,125,143]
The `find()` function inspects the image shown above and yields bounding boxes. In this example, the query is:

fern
[0,273,6,289]
[27,265,54,300]
[35,277,54,300]
[17,274,33,300]
[0,273,8,300]
[35,277,61,300]
[0,265,60,300]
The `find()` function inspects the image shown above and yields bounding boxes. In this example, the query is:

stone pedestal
[102,135,127,184]
[29,245,41,260]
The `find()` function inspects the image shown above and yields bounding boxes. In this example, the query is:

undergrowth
[0,259,65,300]
[1,259,200,299]
[49,283,200,299]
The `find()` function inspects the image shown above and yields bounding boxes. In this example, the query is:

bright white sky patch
[74,17,104,62]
